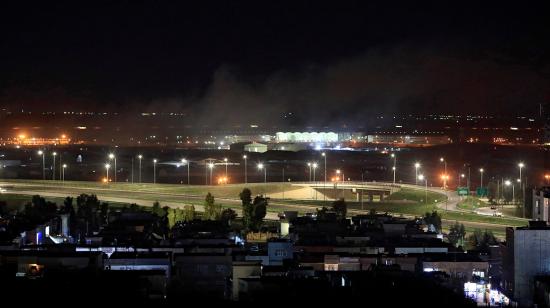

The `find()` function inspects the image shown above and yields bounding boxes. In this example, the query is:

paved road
[0,180,527,232]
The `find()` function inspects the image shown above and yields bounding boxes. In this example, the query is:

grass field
[457,196,489,211]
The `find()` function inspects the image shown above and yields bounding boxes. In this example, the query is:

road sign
[476,187,488,197]
[457,187,469,196]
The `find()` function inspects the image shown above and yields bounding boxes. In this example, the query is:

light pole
[312,162,318,199]
[224,157,228,178]
[391,153,396,184]
[38,150,45,180]
[459,173,465,187]
[312,162,318,182]
[109,153,117,183]
[181,159,190,185]
[545,174,550,185]
[138,155,143,183]
[258,163,266,196]
[518,162,524,183]
[208,162,214,185]
[336,169,344,198]
[243,155,248,184]
[307,162,312,182]
[479,168,484,190]
[322,152,327,201]
[505,180,513,204]
[52,152,57,180]
[518,163,525,218]
[62,164,67,182]
[153,159,157,184]
[440,157,447,189]
[105,163,111,182]
[414,162,420,185]
[418,174,428,205]
[516,178,521,204]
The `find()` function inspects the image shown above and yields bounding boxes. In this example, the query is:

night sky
[1,1,550,125]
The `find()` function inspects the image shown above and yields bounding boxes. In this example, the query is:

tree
[220,208,237,225]
[332,198,347,220]
[167,208,177,228]
[459,224,466,244]
[423,211,442,233]
[468,229,498,251]
[99,202,109,226]
[251,196,268,230]
[183,205,195,221]
[204,193,221,220]
[62,197,74,214]
[316,206,331,221]
[152,201,163,216]
[161,206,169,218]
[240,188,253,229]
[175,208,185,223]
[447,221,466,247]
[0,200,7,216]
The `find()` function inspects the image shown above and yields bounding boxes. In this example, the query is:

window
[275,249,288,257]
[216,265,226,273]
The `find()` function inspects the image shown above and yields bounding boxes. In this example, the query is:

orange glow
[18,134,26,139]
[217,177,229,184]
[61,134,67,139]
[545,174,550,179]
[102,177,108,183]
[440,174,450,180]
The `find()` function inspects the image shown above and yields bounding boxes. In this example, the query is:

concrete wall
[514,229,550,306]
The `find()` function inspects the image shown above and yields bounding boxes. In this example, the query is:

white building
[244,142,268,153]
[533,187,550,222]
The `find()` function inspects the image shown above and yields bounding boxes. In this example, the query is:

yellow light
[18,134,25,139]
[102,178,108,183]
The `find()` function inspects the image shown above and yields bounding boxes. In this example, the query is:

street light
[518,162,525,218]
[545,174,550,185]
[505,180,515,204]
[109,153,117,183]
[258,163,266,196]
[153,159,157,184]
[208,162,214,185]
[38,150,45,180]
[418,174,428,205]
[52,152,57,180]
[62,164,67,182]
[307,162,312,182]
[459,173,465,187]
[440,157,447,189]
[224,157,228,178]
[336,169,344,197]
[105,163,111,182]
[322,152,327,201]
[518,162,524,183]
[181,158,190,185]
[414,162,420,185]
[138,155,143,183]
[479,168,484,189]
[312,162,318,182]
[243,155,248,184]
[390,153,396,184]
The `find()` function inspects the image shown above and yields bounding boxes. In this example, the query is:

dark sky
[1,1,550,125]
